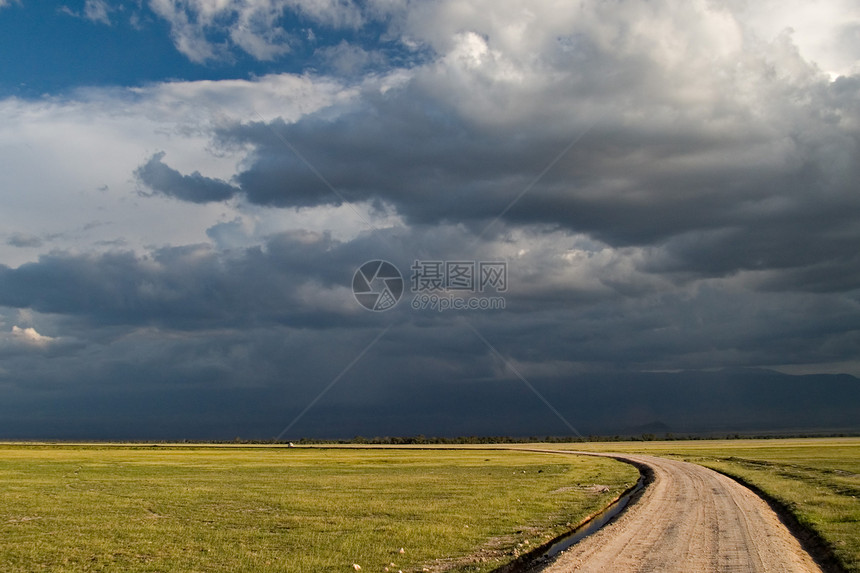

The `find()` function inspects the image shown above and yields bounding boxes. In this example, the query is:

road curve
[536,452,823,573]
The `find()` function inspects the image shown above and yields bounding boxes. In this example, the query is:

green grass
[544,437,860,572]
[0,444,637,572]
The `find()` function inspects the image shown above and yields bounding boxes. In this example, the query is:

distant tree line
[73,431,855,445]
[244,431,856,445]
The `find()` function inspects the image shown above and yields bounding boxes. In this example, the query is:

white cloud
[230,7,291,60]
[0,72,357,267]
[84,0,112,25]
[316,41,385,74]
[11,326,55,347]
[288,0,364,28]
[149,0,223,62]
[126,71,355,123]
[58,0,114,25]
[148,0,365,62]
[725,0,860,79]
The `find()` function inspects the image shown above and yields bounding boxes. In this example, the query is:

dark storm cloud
[4,219,857,373]
[0,224,501,329]
[1,303,856,439]
[135,151,240,203]
[1,222,858,440]
[0,224,506,329]
[0,234,354,328]
[6,1,860,441]
[6,233,43,248]
[131,26,860,294]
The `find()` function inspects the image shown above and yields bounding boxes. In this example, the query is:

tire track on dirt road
[530,452,824,573]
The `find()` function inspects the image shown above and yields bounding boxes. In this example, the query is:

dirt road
[537,453,823,573]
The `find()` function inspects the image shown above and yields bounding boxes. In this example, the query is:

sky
[0,0,859,440]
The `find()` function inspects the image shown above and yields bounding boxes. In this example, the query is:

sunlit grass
[0,444,637,572]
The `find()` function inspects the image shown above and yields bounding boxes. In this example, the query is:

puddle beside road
[494,457,649,573]
[535,473,646,561]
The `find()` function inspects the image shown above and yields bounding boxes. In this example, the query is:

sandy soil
[537,453,823,573]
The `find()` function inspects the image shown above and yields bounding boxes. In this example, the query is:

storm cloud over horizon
[0,0,858,439]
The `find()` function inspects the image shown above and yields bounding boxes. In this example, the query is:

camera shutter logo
[352,260,404,311]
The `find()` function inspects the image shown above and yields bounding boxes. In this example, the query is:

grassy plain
[548,437,860,572]
[0,444,636,572]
